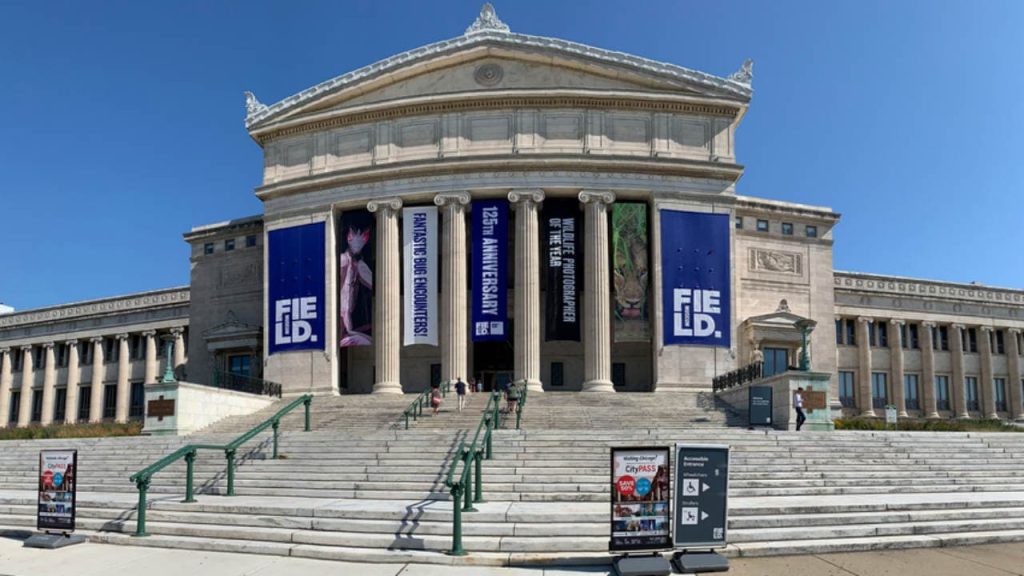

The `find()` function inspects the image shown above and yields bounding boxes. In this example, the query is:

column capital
[142,330,157,338]
[20,345,33,352]
[64,339,78,346]
[979,325,994,333]
[888,318,905,327]
[508,188,545,205]
[41,342,54,349]
[578,190,615,205]
[1008,328,1022,335]
[90,336,105,344]
[0,347,9,355]
[952,323,965,330]
[367,197,403,215]
[170,326,185,336]
[856,316,872,325]
[433,191,471,208]
[116,333,129,341]
[921,321,937,328]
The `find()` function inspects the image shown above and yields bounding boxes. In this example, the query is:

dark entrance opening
[473,328,514,392]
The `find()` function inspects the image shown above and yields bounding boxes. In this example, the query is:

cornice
[0,288,190,330]
[834,272,1024,307]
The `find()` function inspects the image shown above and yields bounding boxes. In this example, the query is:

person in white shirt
[794,387,807,431]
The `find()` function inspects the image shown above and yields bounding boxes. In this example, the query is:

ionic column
[64,340,80,425]
[856,317,874,417]
[509,189,545,393]
[115,334,130,423]
[367,197,403,394]
[435,192,471,385]
[979,326,997,419]
[951,324,968,418]
[889,319,907,417]
[39,343,56,426]
[1008,329,1022,421]
[920,322,939,418]
[171,327,186,379]
[579,190,615,392]
[89,337,105,422]
[17,346,34,427]
[143,331,158,385]
[0,348,12,427]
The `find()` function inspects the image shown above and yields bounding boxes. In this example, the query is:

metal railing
[712,360,764,393]
[211,369,283,398]
[402,381,451,429]
[128,394,312,536]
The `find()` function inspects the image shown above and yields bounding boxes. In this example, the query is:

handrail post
[272,420,280,459]
[449,483,466,556]
[225,448,237,496]
[303,396,312,432]
[474,448,484,503]
[484,413,493,460]
[183,450,197,503]
[462,449,476,512]
[133,477,150,537]
[404,411,409,430]
[516,401,523,430]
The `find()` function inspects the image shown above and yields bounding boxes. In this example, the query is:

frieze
[749,248,802,275]
[835,273,1024,307]
[0,288,190,329]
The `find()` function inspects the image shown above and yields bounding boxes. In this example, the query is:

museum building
[1,5,1022,428]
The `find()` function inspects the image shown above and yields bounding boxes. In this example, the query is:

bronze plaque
[803,390,827,411]
[147,398,175,418]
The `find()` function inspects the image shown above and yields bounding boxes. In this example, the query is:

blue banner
[661,210,730,347]
[471,199,509,341]
[268,222,326,354]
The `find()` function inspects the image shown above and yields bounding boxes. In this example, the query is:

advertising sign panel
[268,222,326,354]
[402,206,438,346]
[661,210,731,348]
[544,198,582,342]
[471,199,509,342]
[749,386,773,426]
[612,203,650,343]
[610,447,672,552]
[338,211,375,348]
[673,444,729,549]
[38,450,77,532]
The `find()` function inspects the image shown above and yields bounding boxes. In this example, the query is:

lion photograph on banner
[612,203,650,342]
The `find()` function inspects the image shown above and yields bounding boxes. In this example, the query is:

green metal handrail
[402,380,450,429]
[128,394,313,537]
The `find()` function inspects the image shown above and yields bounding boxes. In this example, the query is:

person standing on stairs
[455,377,467,412]
[431,385,443,415]
[794,387,806,431]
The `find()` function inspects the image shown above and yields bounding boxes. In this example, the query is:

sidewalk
[3,536,1024,576]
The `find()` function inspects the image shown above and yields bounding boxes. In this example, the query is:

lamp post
[160,335,177,383]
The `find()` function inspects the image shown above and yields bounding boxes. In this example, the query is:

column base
[372,382,404,394]
[859,409,877,418]
[926,412,941,419]
[582,379,616,393]
[524,378,544,393]
[897,411,909,419]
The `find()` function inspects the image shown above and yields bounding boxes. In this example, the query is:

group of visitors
[429,376,522,416]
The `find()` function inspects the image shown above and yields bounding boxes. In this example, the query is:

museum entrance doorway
[473,338,514,392]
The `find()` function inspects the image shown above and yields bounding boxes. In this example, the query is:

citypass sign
[609,447,672,552]
[268,222,326,354]
[660,210,731,347]
[38,450,77,532]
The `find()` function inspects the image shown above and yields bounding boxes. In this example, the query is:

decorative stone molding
[244,91,268,116]
[856,316,871,325]
[170,327,185,337]
[979,326,994,333]
[116,333,129,341]
[433,192,472,208]
[367,197,403,215]
[952,323,965,330]
[0,288,190,329]
[465,3,510,35]
[0,347,8,355]
[749,248,802,275]
[888,318,905,327]
[921,321,937,328]
[507,188,545,205]
[142,330,157,338]
[835,272,1024,306]
[20,345,32,352]
[90,336,105,344]
[474,63,504,86]
[728,59,753,85]
[578,190,616,205]
[42,342,54,349]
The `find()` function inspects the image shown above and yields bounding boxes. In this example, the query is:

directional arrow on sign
[701,511,709,521]
[702,482,710,493]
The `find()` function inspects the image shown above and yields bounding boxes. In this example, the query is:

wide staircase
[0,392,1023,566]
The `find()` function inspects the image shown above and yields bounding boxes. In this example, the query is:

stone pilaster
[0,348,12,428]
[889,319,906,417]
[855,317,874,417]
[509,189,544,392]
[979,326,997,419]
[39,343,56,426]
[920,322,939,418]
[1008,329,1022,421]
[367,197,403,394]
[171,327,186,379]
[143,331,158,385]
[115,334,130,423]
[64,340,80,425]
[950,324,968,418]
[435,192,471,385]
[579,190,615,392]
[89,337,105,422]
[17,346,34,427]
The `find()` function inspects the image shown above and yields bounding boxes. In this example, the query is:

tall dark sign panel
[609,447,672,552]
[337,211,375,348]
[673,444,729,549]
[661,210,731,347]
[268,222,326,354]
[471,199,509,342]
[38,450,77,532]
[612,203,650,343]
[749,386,773,427]
[544,198,581,341]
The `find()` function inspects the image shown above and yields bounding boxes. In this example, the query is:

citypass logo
[274,297,319,345]
[672,288,723,339]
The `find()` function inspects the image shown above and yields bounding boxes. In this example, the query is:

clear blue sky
[1,0,1022,310]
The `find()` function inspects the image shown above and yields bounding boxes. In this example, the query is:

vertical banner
[402,206,438,346]
[38,450,77,532]
[544,198,582,342]
[471,199,509,341]
[338,211,375,348]
[612,203,650,342]
[610,447,672,552]
[661,210,731,347]
[268,222,326,354]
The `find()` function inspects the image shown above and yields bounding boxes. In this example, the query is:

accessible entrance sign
[673,444,729,549]
[37,450,77,532]
[609,447,672,552]
[749,385,773,427]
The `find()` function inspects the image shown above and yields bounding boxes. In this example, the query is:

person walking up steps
[794,386,807,431]
[455,377,467,412]
[431,385,443,415]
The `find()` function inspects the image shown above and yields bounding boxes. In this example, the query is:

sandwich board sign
[749,385,773,427]
[609,446,672,552]
[24,450,86,549]
[673,444,729,549]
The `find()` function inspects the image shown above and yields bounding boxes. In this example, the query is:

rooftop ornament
[244,91,268,117]
[729,58,753,86]
[465,3,510,34]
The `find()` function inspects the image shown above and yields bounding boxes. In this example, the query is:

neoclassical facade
[1,5,1021,426]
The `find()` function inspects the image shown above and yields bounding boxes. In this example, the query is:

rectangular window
[763,347,789,377]
[54,387,67,422]
[245,234,257,248]
[877,322,888,348]
[105,338,117,363]
[57,343,68,368]
[31,390,42,423]
[904,374,920,410]
[103,384,117,419]
[835,319,843,346]
[846,319,856,346]
[868,321,876,347]
[430,364,441,389]
[994,378,1007,412]
[965,376,979,411]
[781,222,794,235]
[871,372,888,410]
[80,343,92,366]
[994,330,1005,355]
[935,326,949,351]
[9,391,20,423]
[204,242,214,255]
[966,328,978,353]
[225,238,235,251]
[78,386,91,421]
[838,371,856,408]
[908,324,919,349]
[12,352,22,372]
[734,216,743,229]
[131,335,144,360]
[612,363,626,388]
[756,219,769,232]
[935,375,950,411]
[130,382,145,419]
[551,362,564,387]
[34,346,45,367]
[227,354,252,377]
[805,225,818,238]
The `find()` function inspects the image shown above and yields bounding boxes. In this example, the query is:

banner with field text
[471,199,509,342]
[612,203,650,342]
[402,206,438,346]
[660,210,731,347]
[268,222,326,354]
[544,198,582,342]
